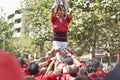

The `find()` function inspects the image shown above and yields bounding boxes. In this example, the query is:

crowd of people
[0,48,118,80]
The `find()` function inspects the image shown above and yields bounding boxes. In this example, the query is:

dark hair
[86,61,96,73]
[63,56,73,65]
[86,66,96,73]
[78,67,88,76]
[86,59,100,73]
[69,66,79,77]
[87,59,100,69]
[18,57,26,67]
[56,4,66,16]
[28,62,39,75]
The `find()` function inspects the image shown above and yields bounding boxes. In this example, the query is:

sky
[0,0,20,17]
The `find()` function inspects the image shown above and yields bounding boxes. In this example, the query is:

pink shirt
[51,15,72,32]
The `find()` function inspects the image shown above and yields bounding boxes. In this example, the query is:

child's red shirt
[51,15,72,32]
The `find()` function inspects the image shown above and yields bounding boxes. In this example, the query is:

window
[14,18,21,23]
[16,28,21,32]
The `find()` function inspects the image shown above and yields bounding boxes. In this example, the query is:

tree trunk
[92,23,97,58]
[108,56,112,66]
[39,41,45,57]
[92,50,95,58]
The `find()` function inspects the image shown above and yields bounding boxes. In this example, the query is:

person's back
[0,50,24,80]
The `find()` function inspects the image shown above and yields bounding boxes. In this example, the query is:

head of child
[56,5,66,18]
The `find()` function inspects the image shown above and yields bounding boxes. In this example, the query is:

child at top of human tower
[51,0,73,62]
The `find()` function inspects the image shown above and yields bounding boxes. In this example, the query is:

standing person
[51,4,72,62]
[51,4,72,51]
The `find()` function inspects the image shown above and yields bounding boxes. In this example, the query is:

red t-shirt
[96,70,106,78]
[35,73,57,80]
[60,73,75,80]
[20,68,30,76]
[0,50,24,80]
[51,15,72,32]
[88,72,98,78]
[78,62,86,68]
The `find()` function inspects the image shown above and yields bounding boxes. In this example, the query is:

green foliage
[19,0,120,59]
[68,0,120,57]
[0,12,13,50]
[21,0,53,56]
[7,35,38,57]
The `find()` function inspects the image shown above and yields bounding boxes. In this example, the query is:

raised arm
[45,60,56,75]
[51,7,56,17]
[68,8,73,19]
[51,7,57,23]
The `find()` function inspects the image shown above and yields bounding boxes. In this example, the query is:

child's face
[57,7,65,17]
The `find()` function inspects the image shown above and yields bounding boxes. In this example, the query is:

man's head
[18,57,27,68]
[63,56,73,65]
[69,65,79,77]
[28,62,39,75]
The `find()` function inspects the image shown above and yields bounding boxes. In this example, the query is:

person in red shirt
[0,50,24,80]
[96,64,106,79]
[25,61,59,80]
[51,4,73,62]
[51,4,72,50]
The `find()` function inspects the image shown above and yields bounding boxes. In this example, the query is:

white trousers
[52,41,68,49]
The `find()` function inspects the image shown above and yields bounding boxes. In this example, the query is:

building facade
[7,9,22,37]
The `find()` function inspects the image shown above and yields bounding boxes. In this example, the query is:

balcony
[12,32,21,37]
[14,14,22,20]
[14,23,22,29]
